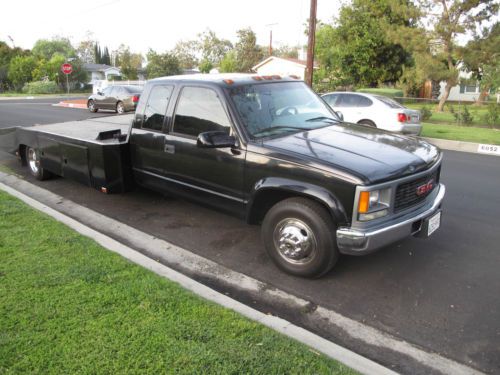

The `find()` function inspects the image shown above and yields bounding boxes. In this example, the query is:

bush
[420,106,432,121]
[453,105,474,126]
[22,81,60,94]
[482,104,500,128]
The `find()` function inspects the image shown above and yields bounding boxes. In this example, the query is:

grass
[0,190,356,375]
[406,103,493,127]
[422,123,500,145]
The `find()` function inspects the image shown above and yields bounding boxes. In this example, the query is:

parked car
[321,92,422,135]
[87,85,143,114]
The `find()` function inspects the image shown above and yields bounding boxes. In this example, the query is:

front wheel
[25,147,51,180]
[261,197,339,278]
[88,100,98,113]
[116,101,125,114]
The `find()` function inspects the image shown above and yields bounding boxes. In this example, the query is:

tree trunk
[437,81,452,112]
[476,88,489,105]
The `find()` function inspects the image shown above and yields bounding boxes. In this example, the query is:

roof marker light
[223,79,234,85]
[252,76,263,81]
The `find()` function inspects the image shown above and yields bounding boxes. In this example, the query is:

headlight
[357,188,391,221]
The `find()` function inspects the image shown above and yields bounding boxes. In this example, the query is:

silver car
[322,92,422,135]
[87,85,143,114]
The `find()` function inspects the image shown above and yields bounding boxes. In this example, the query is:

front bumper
[336,183,445,255]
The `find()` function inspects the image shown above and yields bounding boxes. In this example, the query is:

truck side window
[173,87,231,137]
[143,85,173,131]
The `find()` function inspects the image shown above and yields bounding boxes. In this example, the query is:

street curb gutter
[0,172,485,375]
[423,137,500,157]
[52,102,87,109]
[0,179,394,375]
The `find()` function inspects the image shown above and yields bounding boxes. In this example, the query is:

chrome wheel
[116,102,124,114]
[88,100,95,112]
[27,147,40,175]
[273,218,317,264]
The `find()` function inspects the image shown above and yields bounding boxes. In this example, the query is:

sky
[2,0,342,55]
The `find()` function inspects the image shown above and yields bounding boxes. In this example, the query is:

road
[0,96,110,128]
[0,103,499,374]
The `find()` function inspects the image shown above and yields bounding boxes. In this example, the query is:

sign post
[61,63,73,94]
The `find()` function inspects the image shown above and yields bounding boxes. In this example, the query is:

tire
[116,101,125,114]
[261,197,339,278]
[358,119,376,127]
[88,100,98,113]
[25,146,51,181]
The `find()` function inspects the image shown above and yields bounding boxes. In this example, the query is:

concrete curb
[423,137,500,157]
[0,178,396,375]
[53,101,87,109]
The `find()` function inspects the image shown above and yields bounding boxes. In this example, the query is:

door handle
[164,143,175,154]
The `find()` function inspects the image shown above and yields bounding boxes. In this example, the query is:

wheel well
[357,119,376,127]
[248,189,336,225]
[19,144,27,166]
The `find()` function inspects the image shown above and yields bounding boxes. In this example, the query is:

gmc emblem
[416,180,434,196]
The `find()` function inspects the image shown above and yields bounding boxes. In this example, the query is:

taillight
[132,95,140,103]
[397,113,407,122]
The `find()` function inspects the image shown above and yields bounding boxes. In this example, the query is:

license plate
[427,211,441,236]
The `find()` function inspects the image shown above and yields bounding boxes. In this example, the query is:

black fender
[246,177,348,225]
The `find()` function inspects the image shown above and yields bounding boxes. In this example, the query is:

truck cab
[128,74,445,277]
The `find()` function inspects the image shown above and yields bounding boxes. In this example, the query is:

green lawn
[422,123,500,145]
[0,190,356,374]
[406,103,493,127]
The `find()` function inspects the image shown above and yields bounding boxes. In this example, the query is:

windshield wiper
[306,116,339,123]
[252,126,305,137]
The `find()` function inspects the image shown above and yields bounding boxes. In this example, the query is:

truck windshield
[229,81,340,139]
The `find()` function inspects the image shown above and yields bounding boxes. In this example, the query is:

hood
[262,123,440,184]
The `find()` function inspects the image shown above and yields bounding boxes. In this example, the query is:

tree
[314,0,415,90]
[0,41,28,90]
[172,40,199,69]
[461,22,500,102]
[8,55,36,90]
[32,37,75,60]
[219,51,237,73]
[146,49,181,78]
[273,45,299,59]
[234,28,264,73]
[198,59,213,73]
[418,0,499,111]
[197,29,232,67]
[114,44,143,79]
[76,32,96,63]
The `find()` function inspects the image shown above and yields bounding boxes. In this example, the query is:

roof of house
[83,63,120,72]
[252,56,318,71]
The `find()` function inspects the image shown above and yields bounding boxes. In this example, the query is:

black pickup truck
[0,74,445,278]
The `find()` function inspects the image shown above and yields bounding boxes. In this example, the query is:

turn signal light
[397,113,408,122]
[358,191,370,213]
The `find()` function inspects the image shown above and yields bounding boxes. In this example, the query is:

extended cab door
[129,84,175,191]
[163,85,246,210]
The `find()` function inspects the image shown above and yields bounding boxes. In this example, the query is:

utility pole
[265,23,278,56]
[305,0,317,87]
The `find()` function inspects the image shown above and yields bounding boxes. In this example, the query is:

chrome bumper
[336,183,445,255]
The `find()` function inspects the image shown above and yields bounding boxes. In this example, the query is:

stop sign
[61,63,73,75]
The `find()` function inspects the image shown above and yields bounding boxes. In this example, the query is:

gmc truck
[0,74,445,278]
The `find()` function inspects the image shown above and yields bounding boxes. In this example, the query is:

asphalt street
[0,96,109,128]
[0,103,499,373]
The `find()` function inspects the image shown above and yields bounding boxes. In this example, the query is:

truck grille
[394,168,440,212]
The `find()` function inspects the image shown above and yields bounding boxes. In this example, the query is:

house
[252,56,317,80]
[82,63,122,84]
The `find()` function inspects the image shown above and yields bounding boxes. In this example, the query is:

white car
[321,92,422,135]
